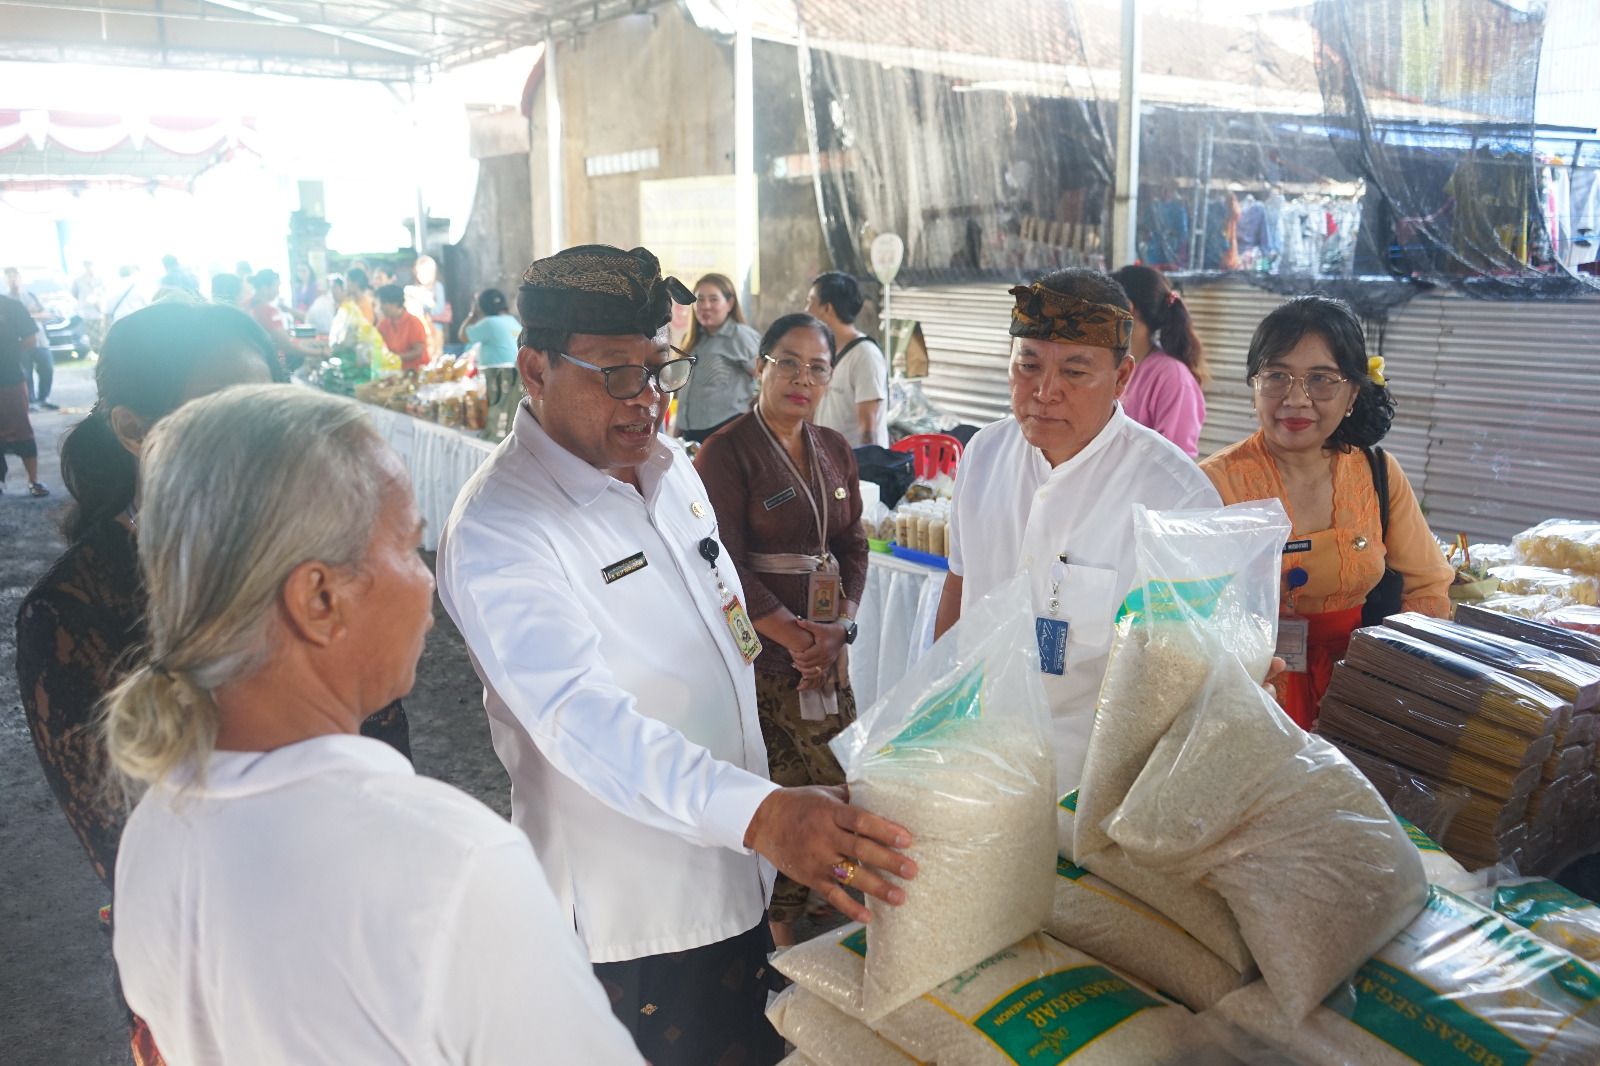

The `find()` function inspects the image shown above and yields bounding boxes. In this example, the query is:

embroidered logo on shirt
[762,487,798,511]
[601,552,648,584]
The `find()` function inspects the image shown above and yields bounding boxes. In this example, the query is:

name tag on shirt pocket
[601,552,648,584]
[763,487,798,511]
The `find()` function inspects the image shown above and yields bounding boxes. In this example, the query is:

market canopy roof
[0,109,260,182]
[0,0,665,81]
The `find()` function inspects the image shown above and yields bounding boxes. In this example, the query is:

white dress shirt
[948,406,1221,789]
[114,734,641,1066]
[437,402,778,963]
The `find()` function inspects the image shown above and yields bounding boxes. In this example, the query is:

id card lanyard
[754,410,842,622]
[1278,560,1310,674]
[699,537,763,664]
[1036,554,1070,676]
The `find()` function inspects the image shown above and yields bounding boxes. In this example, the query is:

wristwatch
[842,619,859,645]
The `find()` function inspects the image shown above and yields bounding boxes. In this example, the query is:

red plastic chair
[891,433,963,480]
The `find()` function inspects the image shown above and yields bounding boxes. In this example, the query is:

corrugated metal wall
[891,285,1016,425]
[1423,297,1600,542]
[896,278,1600,542]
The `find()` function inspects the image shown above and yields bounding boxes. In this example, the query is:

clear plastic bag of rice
[1057,789,1252,973]
[1217,886,1600,1066]
[1074,500,1291,863]
[1107,654,1428,1022]
[767,986,925,1065]
[831,574,1056,1021]
[776,927,1205,1064]
[1047,856,1246,1011]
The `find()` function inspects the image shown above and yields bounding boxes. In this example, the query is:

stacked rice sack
[1217,885,1600,1065]
[1068,502,1428,1026]
[773,577,1215,1064]
[770,926,1205,1066]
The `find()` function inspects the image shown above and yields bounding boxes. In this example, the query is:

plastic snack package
[830,574,1056,1021]
[1216,886,1600,1066]
[1488,565,1600,607]
[1107,656,1428,1022]
[1046,856,1247,1011]
[1545,605,1600,636]
[1513,520,1600,578]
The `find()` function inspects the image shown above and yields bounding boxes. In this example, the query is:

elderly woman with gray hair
[104,385,642,1065]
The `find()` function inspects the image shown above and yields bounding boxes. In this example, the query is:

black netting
[1315,0,1595,299]
[795,0,1598,310]
[795,0,1117,285]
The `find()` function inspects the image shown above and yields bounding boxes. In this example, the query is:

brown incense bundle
[1323,665,1554,770]
[1382,613,1600,712]
[1454,602,1600,668]
[1328,739,1528,870]
[1317,699,1542,801]
[1558,714,1600,748]
[1544,744,1593,783]
[1345,626,1571,738]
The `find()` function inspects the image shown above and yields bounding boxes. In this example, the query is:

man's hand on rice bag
[1263,656,1288,703]
[744,785,918,923]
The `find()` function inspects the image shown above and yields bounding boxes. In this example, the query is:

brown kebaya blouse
[694,412,869,677]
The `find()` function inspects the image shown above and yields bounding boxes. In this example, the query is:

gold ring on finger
[831,859,859,886]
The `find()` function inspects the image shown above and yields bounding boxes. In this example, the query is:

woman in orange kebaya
[1201,295,1451,730]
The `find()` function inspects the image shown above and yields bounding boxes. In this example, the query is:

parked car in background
[23,277,92,360]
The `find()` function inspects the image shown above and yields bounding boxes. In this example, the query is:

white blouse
[114,734,641,1065]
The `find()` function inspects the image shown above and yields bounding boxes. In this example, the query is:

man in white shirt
[934,269,1221,791]
[438,244,915,1066]
[807,271,890,446]
[72,260,105,351]
[306,274,344,335]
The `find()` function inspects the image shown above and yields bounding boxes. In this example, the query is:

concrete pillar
[1111,0,1142,268]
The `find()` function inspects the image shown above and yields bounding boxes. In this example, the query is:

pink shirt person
[1123,346,1206,457]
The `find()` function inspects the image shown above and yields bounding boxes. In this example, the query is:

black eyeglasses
[557,347,697,400]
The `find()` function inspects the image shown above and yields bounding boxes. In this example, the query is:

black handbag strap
[1364,446,1391,540]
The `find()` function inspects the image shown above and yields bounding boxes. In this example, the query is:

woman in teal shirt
[464,288,520,368]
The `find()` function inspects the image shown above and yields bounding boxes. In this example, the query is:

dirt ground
[0,361,513,1066]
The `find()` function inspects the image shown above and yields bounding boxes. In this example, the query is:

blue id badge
[1036,617,1069,675]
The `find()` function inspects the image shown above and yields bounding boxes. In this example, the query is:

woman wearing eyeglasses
[1200,295,1452,730]
[694,312,870,948]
